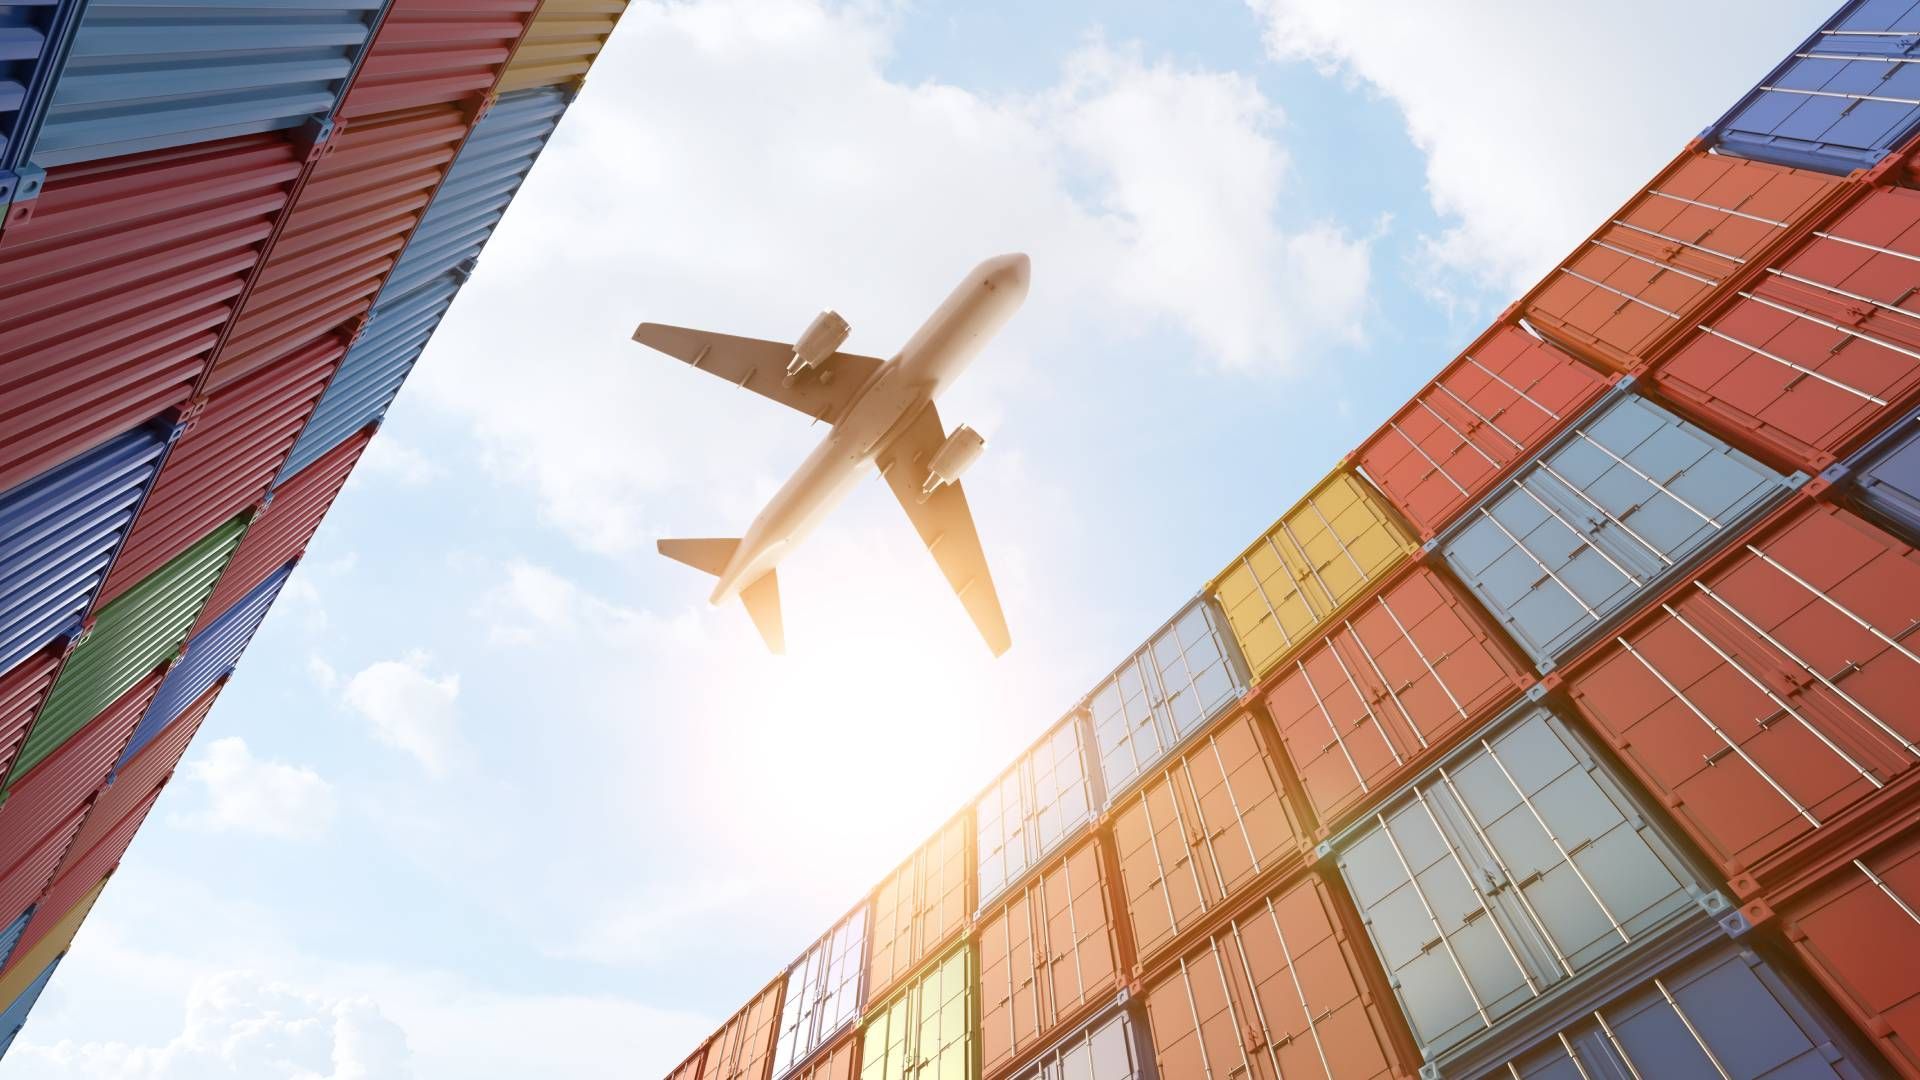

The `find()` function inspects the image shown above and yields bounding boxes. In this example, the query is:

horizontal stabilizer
[658,537,738,577]
[740,571,784,654]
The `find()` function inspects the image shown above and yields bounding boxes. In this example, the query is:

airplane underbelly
[718,437,870,597]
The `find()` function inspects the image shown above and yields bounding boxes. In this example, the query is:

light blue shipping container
[1437,383,1798,670]
[0,0,84,206]
[1707,0,1920,173]
[0,425,167,681]
[0,909,28,973]
[0,953,58,1061]
[1083,595,1244,804]
[116,561,289,767]
[1840,405,1920,543]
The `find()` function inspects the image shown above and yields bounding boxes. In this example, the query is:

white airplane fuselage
[708,253,1031,605]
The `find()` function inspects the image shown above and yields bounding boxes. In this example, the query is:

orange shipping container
[787,1030,859,1080]
[1111,710,1308,965]
[701,976,784,1080]
[977,834,1122,1077]
[866,812,971,1005]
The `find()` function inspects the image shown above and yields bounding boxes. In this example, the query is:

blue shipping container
[1843,405,1920,542]
[0,909,27,973]
[0,0,83,204]
[0,426,166,681]
[0,953,57,1061]
[116,562,290,767]
[1707,0,1920,174]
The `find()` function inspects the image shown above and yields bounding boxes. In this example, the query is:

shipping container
[1438,387,1798,670]
[859,944,973,1080]
[1779,824,1920,1077]
[1844,404,1920,543]
[1140,869,1417,1080]
[21,783,162,963]
[1110,709,1308,965]
[0,873,101,986]
[119,565,287,767]
[0,909,27,972]
[1004,1002,1151,1080]
[0,802,83,928]
[0,647,60,790]
[786,1029,858,1080]
[1707,1,1920,174]
[1085,595,1244,803]
[496,0,626,94]
[665,1048,704,1080]
[1563,500,1920,904]
[1327,701,1737,1064]
[193,426,369,635]
[0,133,304,491]
[977,833,1122,1077]
[1353,323,1613,539]
[1210,468,1418,682]
[203,102,469,393]
[0,0,80,205]
[11,0,384,171]
[72,680,214,859]
[10,514,244,781]
[0,953,58,1060]
[867,812,971,1006]
[95,342,332,607]
[1519,150,1842,375]
[772,904,869,1077]
[333,0,538,120]
[0,425,166,678]
[977,715,1099,906]
[695,975,783,1080]
[1261,563,1534,839]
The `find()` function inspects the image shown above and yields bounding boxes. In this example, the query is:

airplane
[634,252,1030,656]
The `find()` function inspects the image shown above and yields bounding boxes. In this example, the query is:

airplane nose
[983,253,1031,295]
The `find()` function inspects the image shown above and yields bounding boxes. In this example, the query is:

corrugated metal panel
[698,975,782,1080]
[193,425,367,635]
[664,1049,705,1080]
[1564,500,1920,906]
[858,944,971,1080]
[74,680,213,857]
[120,565,286,767]
[1520,151,1842,375]
[0,667,157,875]
[0,133,302,492]
[17,785,156,960]
[96,338,333,606]
[0,0,81,185]
[0,909,28,972]
[785,1030,857,1080]
[1782,826,1920,1077]
[0,953,59,1061]
[978,834,1121,1076]
[205,102,467,392]
[1654,184,1920,472]
[0,426,165,678]
[1085,596,1243,802]
[14,514,244,779]
[495,0,624,94]
[1708,1,1920,173]
[0,802,82,927]
[19,0,384,169]
[1140,871,1415,1080]
[1329,702,1722,1063]
[1111,710,1307,966]
[866,812,970,1007]
[978,715,1099,906]
[0,873,99,987]
[334,0,537,120]
[1262,564,1534,839]
[1005,1005,1148,1080]
[0,647,59,790]
[1438,388,1797,669]
[1852,406,1920,541]
[1210,469,1417,683]
[771,905,867,1077]
[1353,324,1613,539]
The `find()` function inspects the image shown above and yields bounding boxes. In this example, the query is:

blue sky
[4,1,1838,1076]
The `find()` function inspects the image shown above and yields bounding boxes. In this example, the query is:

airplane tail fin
[657,538,784,654]
[657,538,739,577]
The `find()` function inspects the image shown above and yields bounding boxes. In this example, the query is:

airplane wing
[876,404,1011,656]
[633,323,885,425]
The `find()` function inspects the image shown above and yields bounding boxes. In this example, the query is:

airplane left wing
[876,404,1011,656]
[633,323,884,425]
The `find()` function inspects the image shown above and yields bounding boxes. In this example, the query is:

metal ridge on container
[334,0,539,121]
[0,910,27,973]
[0,952,59,1060]
[496,0,628,94]
[0,872,102,988]
[0,648,61,792]
[15,783,157,963]
[0,801,84,932]
[75,680,216,861]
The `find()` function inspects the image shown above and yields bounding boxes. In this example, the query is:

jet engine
[787,310,850,382]
[920,425,986,501]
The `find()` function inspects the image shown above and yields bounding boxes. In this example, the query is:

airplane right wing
[633,323,884,425]
[876,404,1011,656]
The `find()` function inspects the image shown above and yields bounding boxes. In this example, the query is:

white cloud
[174,738,337,840]
[341,654,461,776]
[356,437,442,487]
[307,655,340,691]
[1249,0,1837,297]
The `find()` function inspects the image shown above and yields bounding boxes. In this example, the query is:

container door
[773,907,868,1077]
[1010,1006,1148,1080]
[979,717,1096,905]
[1089,597,1242,798]
[1786,828,1920,1077]
[979,835,1120,1074]
[1857,409,1920,542]
[705,978,781,1080]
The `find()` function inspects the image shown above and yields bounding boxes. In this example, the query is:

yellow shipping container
[0,878,107,1009]
[1209,467,1416,681]
[498,0,631,94]
[861,943,975,1080]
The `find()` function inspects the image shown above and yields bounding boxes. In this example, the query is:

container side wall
[0,0,82,182]
[0,667,159,871]
[0,649,59,792]
[335,0,537,119]
[120,564,287,765]
[0,802,83,927]
[0,953,59,1062]
[496,0,627,93]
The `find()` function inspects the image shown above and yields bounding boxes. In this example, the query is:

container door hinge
[294,117,337,162]
[1,165,47,227]
[170,398,211,442]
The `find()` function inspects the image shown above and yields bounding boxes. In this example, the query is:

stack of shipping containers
[0,0,630,1055]
[664,3,1920,1078]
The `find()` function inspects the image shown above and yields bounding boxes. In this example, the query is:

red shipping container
[69,682,219,861]
[1652,184,1920,472]
[1779,824,1920,1078]
[15,784,162,961]
[337,0,541,120]
[0,668,161,871]
[0,135,306,493]
[1564,500,1920,904]
[1141,870,1416,1080]
[96,338,340,608]
[978,833,1122,1077]
[1521,150,1842,374]
[191,427,373,636]
[1110,710,1308,966]
[866,812,971,1006]
[0,804,85,927]
[700,975,784,1080]
[1262,563,1535,839]
[784,1030,856,1080]
[0,648,62,787]
[1354,324,1613,538]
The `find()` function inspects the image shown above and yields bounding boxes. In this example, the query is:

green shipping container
[7,516,249,786]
